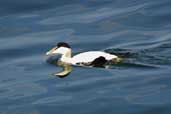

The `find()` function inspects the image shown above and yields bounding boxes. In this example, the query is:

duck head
[46,42,71,57]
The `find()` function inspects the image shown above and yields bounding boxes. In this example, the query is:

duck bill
[46,46,57,55]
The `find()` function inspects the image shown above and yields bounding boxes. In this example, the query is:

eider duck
[46,42,122,67]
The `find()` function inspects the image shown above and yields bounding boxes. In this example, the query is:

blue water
[0,0,171,114]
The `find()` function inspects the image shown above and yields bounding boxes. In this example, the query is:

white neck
[61,56,72,63]
[60,49,72,64]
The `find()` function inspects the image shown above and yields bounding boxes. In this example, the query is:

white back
[71,51,117,64]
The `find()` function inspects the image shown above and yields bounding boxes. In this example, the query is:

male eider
[46,42,122,67]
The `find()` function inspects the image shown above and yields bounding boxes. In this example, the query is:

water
[0,0,171,114]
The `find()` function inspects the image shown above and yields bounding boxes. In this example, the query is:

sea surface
[0,0,171,114]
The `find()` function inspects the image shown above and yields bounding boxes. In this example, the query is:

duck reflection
[52,61,72,78]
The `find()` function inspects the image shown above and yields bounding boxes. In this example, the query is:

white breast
[71,51,117,64]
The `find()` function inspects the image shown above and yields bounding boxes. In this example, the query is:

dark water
[1,0,171,114]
